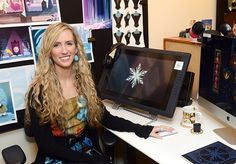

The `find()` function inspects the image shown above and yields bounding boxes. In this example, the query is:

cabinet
[163,37,202,99]
[216,0,236,30]
[224,11,236,28]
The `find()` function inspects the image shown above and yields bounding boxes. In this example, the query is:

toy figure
[0,103,7,116]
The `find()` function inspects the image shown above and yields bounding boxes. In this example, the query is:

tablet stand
[110,102,158,124]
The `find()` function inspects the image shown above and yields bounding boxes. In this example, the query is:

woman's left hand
[149,125,175,139]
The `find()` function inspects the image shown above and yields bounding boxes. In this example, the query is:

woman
[24,22,174,164]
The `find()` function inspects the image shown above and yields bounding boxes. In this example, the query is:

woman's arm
[101,107,153,139]
[101,106,175,139]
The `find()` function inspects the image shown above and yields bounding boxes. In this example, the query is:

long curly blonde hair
[25,22,103,127]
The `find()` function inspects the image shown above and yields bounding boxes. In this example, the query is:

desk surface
[103,100,236,164]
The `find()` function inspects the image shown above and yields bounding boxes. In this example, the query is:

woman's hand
[149,125,175,139]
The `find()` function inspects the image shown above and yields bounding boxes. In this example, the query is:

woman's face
[50,29,78,70]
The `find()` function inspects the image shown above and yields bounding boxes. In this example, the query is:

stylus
[158,130,178,137]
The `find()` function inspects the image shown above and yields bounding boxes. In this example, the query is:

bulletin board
[0,0,149,133]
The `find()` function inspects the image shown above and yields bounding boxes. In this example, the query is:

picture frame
[0,0,61,28]
[0,26,34,64]
[0,80,17,126]
[0,64,35,111]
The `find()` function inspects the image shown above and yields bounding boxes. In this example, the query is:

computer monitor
[98,45,191,119]
[198,33,236,143]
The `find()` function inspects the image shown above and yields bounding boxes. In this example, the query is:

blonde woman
[24,22,174,164]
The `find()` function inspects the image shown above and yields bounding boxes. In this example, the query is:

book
[182,141,236,164]
[201,19,213,31]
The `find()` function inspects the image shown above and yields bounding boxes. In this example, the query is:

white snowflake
[126,64,147,88]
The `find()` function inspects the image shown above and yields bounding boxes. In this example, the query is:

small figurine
[0,103,7,116]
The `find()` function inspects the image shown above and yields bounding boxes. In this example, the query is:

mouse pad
[182,141,236,164]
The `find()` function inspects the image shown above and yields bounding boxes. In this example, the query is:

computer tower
[177,71,195,107]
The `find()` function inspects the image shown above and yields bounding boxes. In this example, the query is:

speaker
[103,42,125,68]
[177,71,195,107]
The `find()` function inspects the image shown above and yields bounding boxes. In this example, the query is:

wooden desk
[163,37,202,99]
[104,100,236,164]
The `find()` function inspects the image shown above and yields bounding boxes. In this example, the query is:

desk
[103,100,236,164]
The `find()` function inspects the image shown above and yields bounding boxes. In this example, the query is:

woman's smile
[59,55,71,61]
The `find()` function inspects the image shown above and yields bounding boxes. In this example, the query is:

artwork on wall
[0,64,35,111]
[112,0,145,47]
[0,0,61,28]
[0,26,34,64]
[71,23,94,63]
[82,0,112,29]
[30,23,94,63]
[29,25,47,63]
[0,0,25,14]
[0,80,17,126]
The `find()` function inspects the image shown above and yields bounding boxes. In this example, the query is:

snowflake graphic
[126,64,147,88]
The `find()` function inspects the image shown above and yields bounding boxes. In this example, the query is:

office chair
[1,129,117,164]
[100,128,117,163]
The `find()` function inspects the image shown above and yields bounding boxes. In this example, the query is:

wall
[0,1,217,163]
[148,0,217,49]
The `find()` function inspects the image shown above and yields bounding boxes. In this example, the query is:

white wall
[148,0,217,49]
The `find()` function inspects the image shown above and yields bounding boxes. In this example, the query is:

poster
[0,64,35,110]
[0,0,61,28]
[71,23,94,63]
[0,26,33,64]
[0,80,17,126]
[82,0,112,29]
[112,0,145,47]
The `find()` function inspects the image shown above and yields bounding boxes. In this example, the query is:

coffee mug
[181,105,202,127]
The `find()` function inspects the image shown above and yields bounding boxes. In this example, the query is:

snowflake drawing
[126,64,147,88]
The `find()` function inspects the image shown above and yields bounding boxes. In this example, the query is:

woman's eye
[53,43,59,47]
[67,42,74,46]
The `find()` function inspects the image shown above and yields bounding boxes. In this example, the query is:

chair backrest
[2,145,26,164]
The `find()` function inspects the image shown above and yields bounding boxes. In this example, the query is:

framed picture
[29,25,47,63]
[71,23,94,63]
[0,26,34,64]
[82,0,112,29]
[0,0,61,28]
[0,80,17,126]
[0,64,35,110]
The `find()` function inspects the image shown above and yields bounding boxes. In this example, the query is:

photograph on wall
[30,23,94,64]
[0,26,34,64]
[71,23,94,63]
[29,25,47,63]
[112,0,145,47]
[0,80,17,126]
[82,0,112,30]
[0,64,35,110]
[0,0,61,28]
[0,0,25,14]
